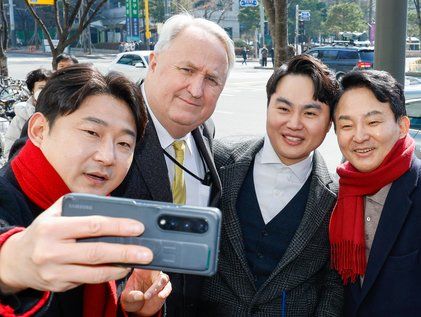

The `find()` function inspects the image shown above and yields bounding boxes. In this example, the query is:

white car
[107,50,152,84]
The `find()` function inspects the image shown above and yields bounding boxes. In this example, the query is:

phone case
[62,193,221,276]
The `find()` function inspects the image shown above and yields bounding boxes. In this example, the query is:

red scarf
[329,135,415,284]
[11,140,119,317]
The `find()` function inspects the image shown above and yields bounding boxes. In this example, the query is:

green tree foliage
[238,6,259,38]
[139,0,166,23]
[408,10,418,37]
[287,0,328,43]
[324,3,366,36]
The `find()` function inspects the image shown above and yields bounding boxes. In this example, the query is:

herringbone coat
[200,136,344,317]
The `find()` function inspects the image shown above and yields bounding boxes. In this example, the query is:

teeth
[285,136,302,142]
[355,148,373,153]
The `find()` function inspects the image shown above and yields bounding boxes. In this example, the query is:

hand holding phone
[62,193,222,276]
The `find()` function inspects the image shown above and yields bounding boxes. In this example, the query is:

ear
[28,112,49,148]
[398,116,410,138]
[148,51,157,72]
[327,120,333,133]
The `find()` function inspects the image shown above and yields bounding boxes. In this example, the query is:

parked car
[404,76,421,100]
[406,98,421,158]
[307,46,374,80]
[107,51,152,84]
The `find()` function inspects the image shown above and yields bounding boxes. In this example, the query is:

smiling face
[266,74,332,165]
[144,26,229,138]
[334,87,410,172]
[29,94,137,195]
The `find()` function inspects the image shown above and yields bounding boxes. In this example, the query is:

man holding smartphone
[0,65,171,316]
[113,14,235,316]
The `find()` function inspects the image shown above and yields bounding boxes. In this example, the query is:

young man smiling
[200,55,343,316]
[0,65,171,316]
[330,70,421,316]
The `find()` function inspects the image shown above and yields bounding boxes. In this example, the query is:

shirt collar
[141,84,194,154]
[367,183,392,205]
[260,134,313,182]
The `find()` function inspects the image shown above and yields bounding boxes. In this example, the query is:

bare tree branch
[53,0,63,38]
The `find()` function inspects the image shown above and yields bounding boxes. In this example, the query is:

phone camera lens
[183,221,192,231]
[169,218,178,230]
[195,220,208,233]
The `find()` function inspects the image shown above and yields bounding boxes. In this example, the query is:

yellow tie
[172,140,186,204]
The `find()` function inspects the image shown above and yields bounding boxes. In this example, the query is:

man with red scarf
[0,65,171,316]
[330,70,420,316]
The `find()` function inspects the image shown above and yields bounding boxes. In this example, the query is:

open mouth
[354,148,375,154]
[283,134,304,145]
[84,173,109,182]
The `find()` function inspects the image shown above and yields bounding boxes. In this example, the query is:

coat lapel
[260,151,337,292]
[135,116,172,202]
[219,138,264,286]
[357,158,419,304]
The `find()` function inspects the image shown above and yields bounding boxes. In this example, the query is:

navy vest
[236,163,312,289]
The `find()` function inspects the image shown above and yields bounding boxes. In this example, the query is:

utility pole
[374,0,407,85]
[144,0,151,49]
[8,0,15,47]
[259,0,264,47]
[295,4,298,53]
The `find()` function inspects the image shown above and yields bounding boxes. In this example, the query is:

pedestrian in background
[261,45,268,67]
[242,47,248,65]
[4,68,51,159]
[55,53,79,70]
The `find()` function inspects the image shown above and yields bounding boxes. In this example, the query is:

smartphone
[61,193,221,276]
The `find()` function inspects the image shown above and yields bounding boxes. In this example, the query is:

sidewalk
[7,47,118,60]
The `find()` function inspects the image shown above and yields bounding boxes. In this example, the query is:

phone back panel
[62,194,221,276]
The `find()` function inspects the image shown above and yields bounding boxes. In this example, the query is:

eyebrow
[275,97,322,110]
[337,110,383,121]
[82,116,136,138]
[184,62,221,81]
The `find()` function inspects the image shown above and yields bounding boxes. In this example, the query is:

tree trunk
[24,0,108,68]
[0,0,8,76]
[415,0,421,43]
[262,0,288,68]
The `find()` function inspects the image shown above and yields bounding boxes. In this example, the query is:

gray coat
[200,136,344,317]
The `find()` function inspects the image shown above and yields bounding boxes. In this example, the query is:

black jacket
[0,164,84,317]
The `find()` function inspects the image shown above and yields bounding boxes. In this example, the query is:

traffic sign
[27,0,54,5]
[240,0,258,7]
[299,10,311,21]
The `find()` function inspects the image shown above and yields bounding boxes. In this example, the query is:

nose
[286,112,303,130]
[187,75,204,99]
[353,124,369,143]
[93,139,116,166]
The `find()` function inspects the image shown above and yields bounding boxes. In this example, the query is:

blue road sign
[240,0,258,7]
[299,10,311,21]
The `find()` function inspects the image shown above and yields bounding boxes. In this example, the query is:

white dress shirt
[141,85,211,206]
[253,135,313,224]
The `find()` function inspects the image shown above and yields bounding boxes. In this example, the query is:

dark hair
[26,68,51,93]
[55,53,79,65]
[36,63,147,141]
[266,54,339,117]
[334,70,406,121]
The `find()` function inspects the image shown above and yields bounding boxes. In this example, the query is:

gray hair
[154,13,235,71]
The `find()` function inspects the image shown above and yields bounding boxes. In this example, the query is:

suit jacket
[112,113,222,317]
[345,156,421,317]
[200,136,343,317]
